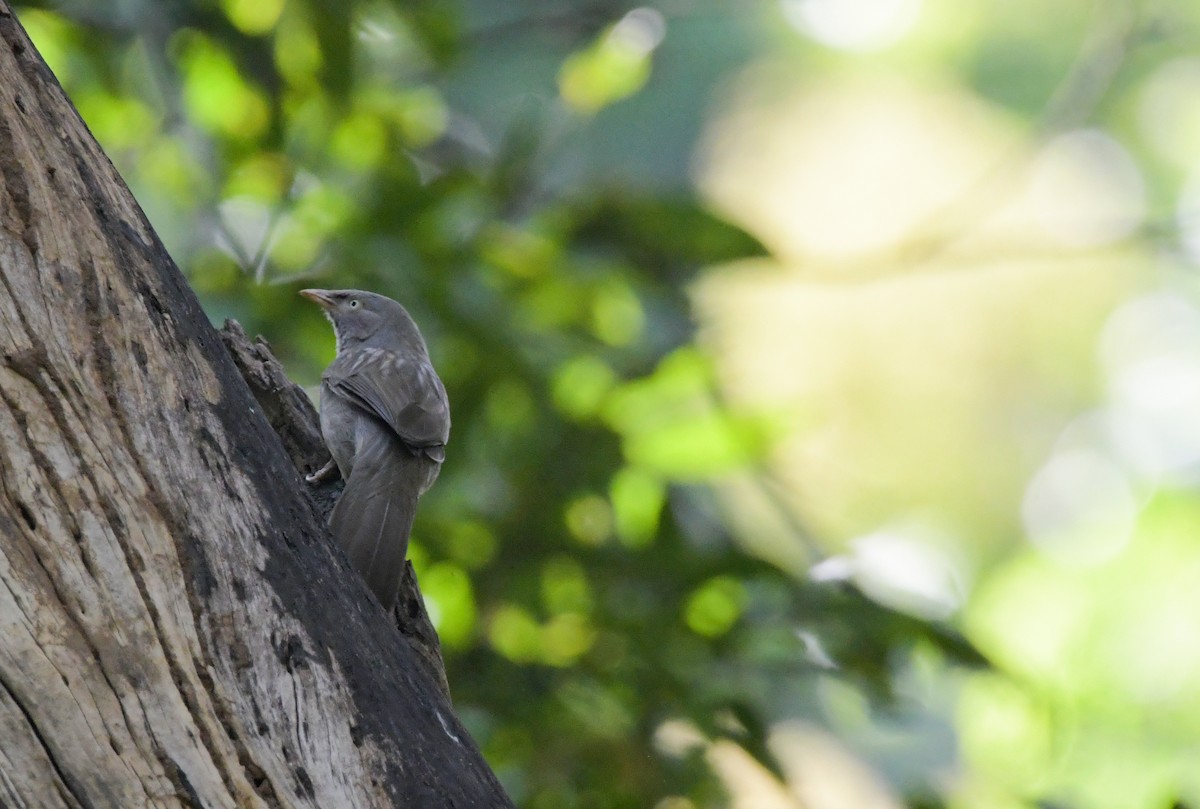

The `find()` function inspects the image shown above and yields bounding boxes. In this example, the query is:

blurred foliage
[15,0,1200,807]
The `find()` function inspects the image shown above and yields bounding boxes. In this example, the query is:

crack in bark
[157,753,204,808]
[0,668,90,809]
[0,380,93,595]
[0,108,37,257]
[195,663,286,809]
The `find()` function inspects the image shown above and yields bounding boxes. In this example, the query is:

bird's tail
[329,431,438,609]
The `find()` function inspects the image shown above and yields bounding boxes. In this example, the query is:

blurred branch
[701,376,827,564]
[265,249,336,286]
[249,206,282,284]
[895,0,1145,268]
[778,226,1169,287]
[749,465,826,563]
[212,212,255,268]
[1036,0,1147,134]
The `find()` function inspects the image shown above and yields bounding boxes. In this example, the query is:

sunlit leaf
[173,32,269,138]
[224,153,291,203]
[564,494,613,546]
[17,9,77,81]
[541,613,595,666]
[552,355,616,419]
[76,90,156,150]
[391,87,449,147]
[609,466,665,547]
[421,562,477,649]
[685,576,746,637]
[541,557,594,616]
[488,603,542,662]
[274,11,323,88]
[221,0,284,36]
[603,348,776,478]
[330,110,388,168]
[557,678,635,738]
[591,279,644,346]
[445,521,498,569]
[559,24,654,114]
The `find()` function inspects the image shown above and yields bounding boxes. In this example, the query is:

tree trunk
[0,4,511,807]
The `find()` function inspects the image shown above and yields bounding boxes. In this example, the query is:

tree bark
[0,3,511,807]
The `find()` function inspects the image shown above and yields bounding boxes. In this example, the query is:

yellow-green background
[15,0,1200,806]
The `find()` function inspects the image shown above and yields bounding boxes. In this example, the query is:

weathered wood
[0,3,509,807]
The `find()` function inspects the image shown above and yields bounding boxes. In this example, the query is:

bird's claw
[306,458,338,484]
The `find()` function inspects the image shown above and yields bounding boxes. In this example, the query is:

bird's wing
[324,347,450,450]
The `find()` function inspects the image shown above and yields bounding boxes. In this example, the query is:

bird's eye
[349,299,360,309]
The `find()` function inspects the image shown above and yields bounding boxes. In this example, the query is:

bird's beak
[300,289,336,310]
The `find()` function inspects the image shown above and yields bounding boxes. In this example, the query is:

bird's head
[300,288,426,353]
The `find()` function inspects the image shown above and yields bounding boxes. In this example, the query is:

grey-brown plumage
[300,288,450,609]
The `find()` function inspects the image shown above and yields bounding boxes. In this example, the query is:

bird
[299,288,450,610]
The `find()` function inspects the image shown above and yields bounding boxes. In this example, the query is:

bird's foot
[305,458,339,484]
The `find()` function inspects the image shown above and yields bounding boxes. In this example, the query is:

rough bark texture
[0,3,510,807]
